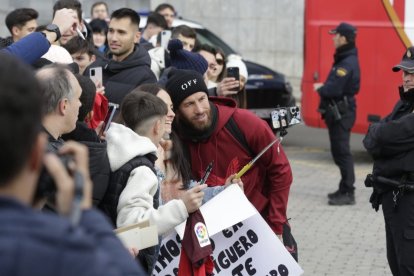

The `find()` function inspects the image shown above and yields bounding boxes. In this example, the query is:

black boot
[328,192,355,205]
[327,189,341,199]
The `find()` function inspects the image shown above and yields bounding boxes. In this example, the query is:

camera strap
[70,170,84,226]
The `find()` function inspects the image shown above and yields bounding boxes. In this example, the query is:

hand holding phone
[99,103,118,137]
[89,67,103,87]
[226,67,240,92]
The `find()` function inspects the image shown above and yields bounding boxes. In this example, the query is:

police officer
[314,22,360,205]
[363,46,414,275]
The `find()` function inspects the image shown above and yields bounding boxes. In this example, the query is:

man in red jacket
[166,68,293,239]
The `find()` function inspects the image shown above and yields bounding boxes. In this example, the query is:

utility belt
[365,173,414,211]
[318,96,350,121]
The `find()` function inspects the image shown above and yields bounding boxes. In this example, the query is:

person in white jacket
[105,91,205,234]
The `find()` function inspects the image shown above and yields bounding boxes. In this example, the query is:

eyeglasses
[216,59,224,66]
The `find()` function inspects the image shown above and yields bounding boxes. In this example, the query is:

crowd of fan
[0,1,293,275]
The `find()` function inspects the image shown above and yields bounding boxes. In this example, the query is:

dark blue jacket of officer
[316,22,360,205]
[317,22,360,122]
[318,45,360,113]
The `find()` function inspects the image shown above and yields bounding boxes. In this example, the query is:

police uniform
[364,46,414,275]
[317,22,360,205]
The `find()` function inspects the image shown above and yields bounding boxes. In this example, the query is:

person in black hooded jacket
[84,8,156,107]
[62,75,110,206]
[363,46,414,276]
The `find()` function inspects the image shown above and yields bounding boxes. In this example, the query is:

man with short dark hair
[63,37,97,74]
[314,22,360,205]
[0,8,38,48]
[171,25,196,52]
[363,46,414,275]
[141,12,167,45]
[85,8,156,106]
[0,52,146,276]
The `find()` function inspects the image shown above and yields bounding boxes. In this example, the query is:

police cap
[392,47,414,73]
[329,22,357,40]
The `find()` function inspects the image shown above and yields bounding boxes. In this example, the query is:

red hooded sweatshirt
[182,98,293,234]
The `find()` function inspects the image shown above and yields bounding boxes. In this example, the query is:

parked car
[140,15,296,122]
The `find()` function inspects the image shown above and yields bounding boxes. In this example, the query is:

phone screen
[89,67,103,86]
[99,103,118,136]
[227,67,240,91]
[160,30,172,49]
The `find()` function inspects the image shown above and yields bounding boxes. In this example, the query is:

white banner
[153,187,303,276]
[175,184,257,239]
[153,215,303,275]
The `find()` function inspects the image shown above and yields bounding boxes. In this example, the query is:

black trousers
[326,111,355,193]
[382,191,414,275]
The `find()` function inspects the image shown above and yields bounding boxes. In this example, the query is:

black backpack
[98,153,160,273]
[98,154,158,225]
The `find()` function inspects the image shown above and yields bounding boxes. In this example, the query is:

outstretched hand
[52,8,79,39]
[181,184,206,213]
[224,174,244,191]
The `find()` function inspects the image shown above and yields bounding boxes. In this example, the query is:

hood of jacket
[103,44,152,74]
[106,123,157,171]
[210,98,237,136]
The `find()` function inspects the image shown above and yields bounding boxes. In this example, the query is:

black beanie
[166,68,209,109]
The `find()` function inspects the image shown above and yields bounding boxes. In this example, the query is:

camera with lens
[270,106,301,130]
[34,145,73,201]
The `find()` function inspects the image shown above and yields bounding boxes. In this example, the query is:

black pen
[200,161,214,185]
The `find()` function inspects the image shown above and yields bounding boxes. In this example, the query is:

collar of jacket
[399,86,414,104]
[334,42,356,63]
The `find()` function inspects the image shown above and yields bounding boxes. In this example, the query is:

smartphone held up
[160,30,172,49]
[89,67,103,87]
[227,67,240,91]
[99,103,118,137]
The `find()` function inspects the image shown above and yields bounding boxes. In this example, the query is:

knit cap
[168,39,208,75]
[42,45,73,64]
[226,54,248,79]
[166,68,209,109]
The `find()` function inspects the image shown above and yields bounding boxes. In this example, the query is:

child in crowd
[63,37,108,129]
[100,91,205,274]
